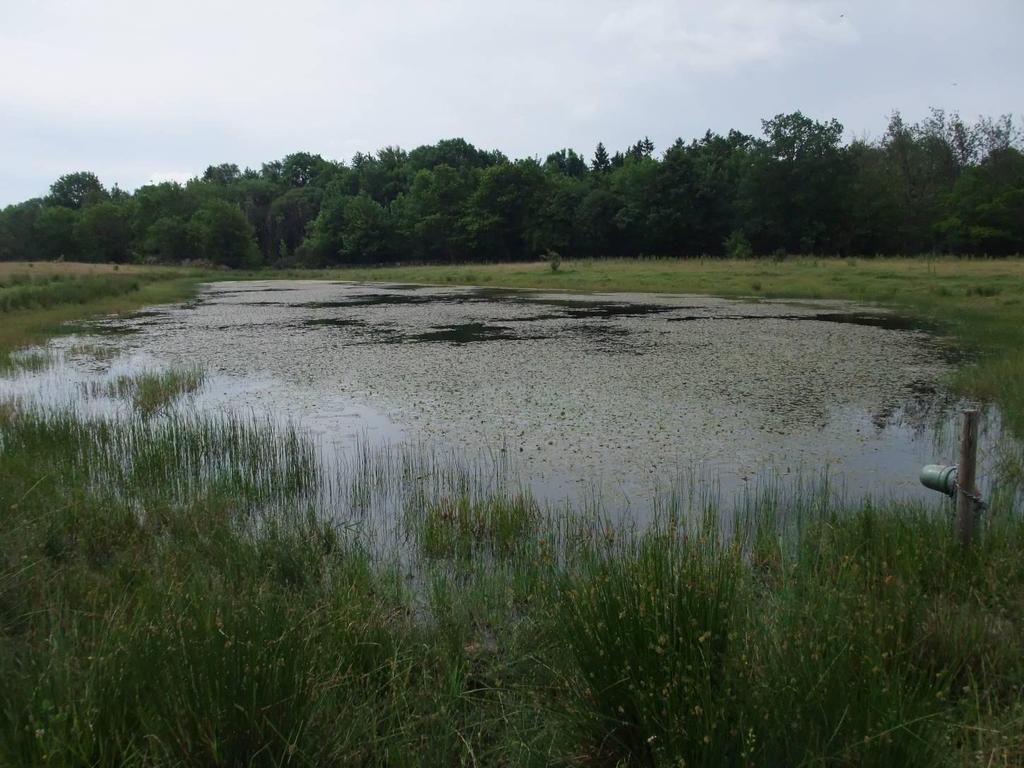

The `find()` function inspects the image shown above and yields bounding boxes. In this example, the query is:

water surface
[1,279,989,515]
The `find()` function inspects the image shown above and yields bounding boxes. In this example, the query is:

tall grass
[419,492,539,558]
[0,348,54,375]
[102,366,206,415]
[559,532,748,765]
[0,265,207,353]
[554,507,1024,767]
[0,401,563,766]
[1,396,1021,766]
[0,273,151,313]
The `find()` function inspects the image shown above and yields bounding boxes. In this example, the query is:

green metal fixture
[920,464,957,496]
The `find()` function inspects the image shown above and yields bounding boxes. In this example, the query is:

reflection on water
[1,280,1013,518]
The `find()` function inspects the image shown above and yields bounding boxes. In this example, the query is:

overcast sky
[1,0,1021,206]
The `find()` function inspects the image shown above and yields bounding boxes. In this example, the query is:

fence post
[956,409,980,549]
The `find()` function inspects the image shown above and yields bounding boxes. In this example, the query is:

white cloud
[597,1,857,73]
[0,0,1021,204]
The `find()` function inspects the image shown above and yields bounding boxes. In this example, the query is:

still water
[2,280,998,512]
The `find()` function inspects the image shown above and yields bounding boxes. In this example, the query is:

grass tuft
[102,366,206,415]
[67,342,120,363]
[419,492,539,558]
[0,348,54,375]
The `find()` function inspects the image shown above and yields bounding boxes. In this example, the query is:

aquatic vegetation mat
[86,279,970,509]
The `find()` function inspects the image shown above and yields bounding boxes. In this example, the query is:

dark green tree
[5,113,1022,267]
[544,149,588,179]
[938,147,1024,255]
[684,130,752,254]
[75,201,134,262]
[394,165,474,262]
[202,164,242,185]
[270,187,324,257]
[188,200,260,268]
[533,173,587,255]
[33,206,80,259]
[280,152,333,188]
[233,178,279,261]
[739,112,852,253]
[846,140,902,254]
[47,172,108,209]
[0,200,44,261]
[338,193,394,263]
[408,138,497,173]
[609,156,661,253]
[303,186,347,265]
[882,111,959,252]
[627,137,655,160]
[356,147,411,205]
[575,188,624,256]
[142,216,192,262]
[463,159,547,260]
[134,182,194,237]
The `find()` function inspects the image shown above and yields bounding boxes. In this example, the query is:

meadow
[1,258,1022,766]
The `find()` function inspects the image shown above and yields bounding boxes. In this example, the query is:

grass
[0,262,153,278]
[0,400,1021,766]
[0,403,553,766]
[0,262,208,353]
[0,348,54,375]
[101,366,206,416]
[558,510,1024,767]
[67,342,120,363]
[419,492,539,558]
[1,258,1024,764]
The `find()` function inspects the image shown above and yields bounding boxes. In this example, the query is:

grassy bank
[0,401,1021,766]
[0,263,207,353]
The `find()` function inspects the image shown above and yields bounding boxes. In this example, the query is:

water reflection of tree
[864,382,958,436]
[867,381,960,434]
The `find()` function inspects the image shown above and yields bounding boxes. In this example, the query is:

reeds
[0,348,54,375]
[1,396,1022,766]
[103,366,206,415]
[0,273,145,313]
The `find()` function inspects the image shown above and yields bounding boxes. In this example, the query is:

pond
[3,280,999,516]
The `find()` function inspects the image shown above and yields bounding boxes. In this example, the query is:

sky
[1,0,1021,206]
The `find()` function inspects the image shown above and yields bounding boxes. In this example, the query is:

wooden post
[956,409,980,549]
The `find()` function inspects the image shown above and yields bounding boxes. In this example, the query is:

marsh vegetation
[100,366,205,416]
[1,260,1022,765]
[1,398,1022,766]
[0,263,203,351]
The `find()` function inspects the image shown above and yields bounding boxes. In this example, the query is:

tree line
[2,109,1022,267]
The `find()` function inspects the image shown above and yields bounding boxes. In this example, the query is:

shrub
[723,231,753,259]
